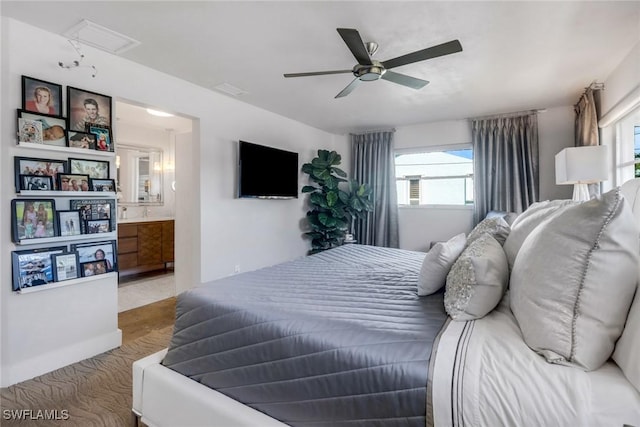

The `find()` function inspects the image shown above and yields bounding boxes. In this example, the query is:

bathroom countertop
[117,217,175,224]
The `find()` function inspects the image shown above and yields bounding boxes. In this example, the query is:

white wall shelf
[15,231,117,246]
[17,191,116,198]
[15,272,117,294]
[17,142,115,158]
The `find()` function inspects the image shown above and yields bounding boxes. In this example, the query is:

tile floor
[117,272,176,312]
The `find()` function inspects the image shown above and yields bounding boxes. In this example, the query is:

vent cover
[62,19,140,54]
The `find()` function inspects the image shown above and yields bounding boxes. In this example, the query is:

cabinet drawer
[118,237,138,254]
[118,224,138,238]
[118,253,138,270]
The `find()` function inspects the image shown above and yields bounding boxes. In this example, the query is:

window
[395,148,473,206]
[635,126,640,177]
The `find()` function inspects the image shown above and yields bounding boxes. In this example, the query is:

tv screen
[238,141,298,199]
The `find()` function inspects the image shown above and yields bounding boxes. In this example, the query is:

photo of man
[67,87,111,132]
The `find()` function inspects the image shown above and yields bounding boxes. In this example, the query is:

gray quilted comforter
[162,244,447,427]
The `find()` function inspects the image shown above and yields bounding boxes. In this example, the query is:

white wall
[393,112,574,252]
[0,18,344,386]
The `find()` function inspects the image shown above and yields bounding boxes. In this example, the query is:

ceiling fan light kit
[284,28,462,98]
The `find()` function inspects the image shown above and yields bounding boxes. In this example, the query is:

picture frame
[51,252,80,282]
[87,124,114,152]
[86,219,111,234]
[17,110,66,147]
[21,75,62,117]
[80,260,108,277]
[72,240,117,272]
[89,178,116,192]
[67,86,112,132]
[67,131,96,150]
[17,117,43,144]
[68,157,110,179]
[56,210,82,237]
[19,174,53,191]
[70,199,115,233]
[57,173,91,192]
[14,156,67,191]
[11,199,57,243]
[12,246,67,291]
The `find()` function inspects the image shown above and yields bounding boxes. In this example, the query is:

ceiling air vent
[213,83,248,97]
[62,19,140,55]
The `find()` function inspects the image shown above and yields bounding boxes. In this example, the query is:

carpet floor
[0,326,172,426]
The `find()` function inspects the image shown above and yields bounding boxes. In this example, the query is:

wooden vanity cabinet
[117,220,174,277]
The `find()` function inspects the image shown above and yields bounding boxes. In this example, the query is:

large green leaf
[311,157,329,169]
[332,167,347,177]
[301,163,314,174]
[301,185,317,193]
[318,212,337,227]
[324,175,338,189]
[312,168,331,181]
[326,191,338,207]
[310,192,328,208]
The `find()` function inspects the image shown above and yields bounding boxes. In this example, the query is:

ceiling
[2,1,639,135]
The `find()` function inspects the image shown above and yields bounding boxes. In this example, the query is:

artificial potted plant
[302,149,374,254]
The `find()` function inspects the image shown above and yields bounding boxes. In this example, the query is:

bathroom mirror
[116,144,164,206]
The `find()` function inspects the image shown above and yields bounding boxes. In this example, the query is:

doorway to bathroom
[114,100,193,312]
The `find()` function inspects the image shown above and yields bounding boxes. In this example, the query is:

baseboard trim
[1,329,122,387]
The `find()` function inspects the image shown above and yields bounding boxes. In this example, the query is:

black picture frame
[67,131,97,150]
[51,252,80,282]
[68,157,110,179]
[21,75,62,116]
[87,124,114,152]
[14,156,67,191]
[80,259,108,277]
[67,86,112,132]
[86,219,111,234]
[56,210,82,237]
[89,178,116,192]
[70,199,115,233]
[11,199,57,243]
[11,246,67,291]
[71,240,117,273]
[17,109,67,147]
[19,174,53,191]
[57,173,91,192]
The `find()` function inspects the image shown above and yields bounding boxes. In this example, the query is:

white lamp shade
[555,145,609,185]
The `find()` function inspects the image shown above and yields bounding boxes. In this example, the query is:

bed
[132,181,640,427]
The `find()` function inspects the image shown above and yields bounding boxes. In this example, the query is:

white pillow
[466,216,510,246]
[503,199,577,268]
[418,233,466,296]
[444,233,509,321]
[613,285,640,391]
[510,188,639,371]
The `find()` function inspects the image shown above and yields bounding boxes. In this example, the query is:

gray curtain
[472,113,539,224]
[350,131,399,248]
[575,88,602,198]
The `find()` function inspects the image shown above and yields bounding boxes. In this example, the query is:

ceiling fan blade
[284,70,352,78]
[382,40,463,70]
[335,78,361,98]
[381,71,429,89]
[337,28,372,65]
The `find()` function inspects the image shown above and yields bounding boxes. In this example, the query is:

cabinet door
[162,220,175,263]
[137,223,163,265]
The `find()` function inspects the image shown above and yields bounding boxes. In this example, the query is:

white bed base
[132,349,287,427]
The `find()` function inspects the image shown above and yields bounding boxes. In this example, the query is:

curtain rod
[349,128,396,135]
[467,109,544,121]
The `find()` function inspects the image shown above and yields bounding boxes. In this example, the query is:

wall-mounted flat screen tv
[238,140,298,199]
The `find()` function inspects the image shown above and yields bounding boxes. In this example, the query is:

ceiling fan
[284,28,463,98]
